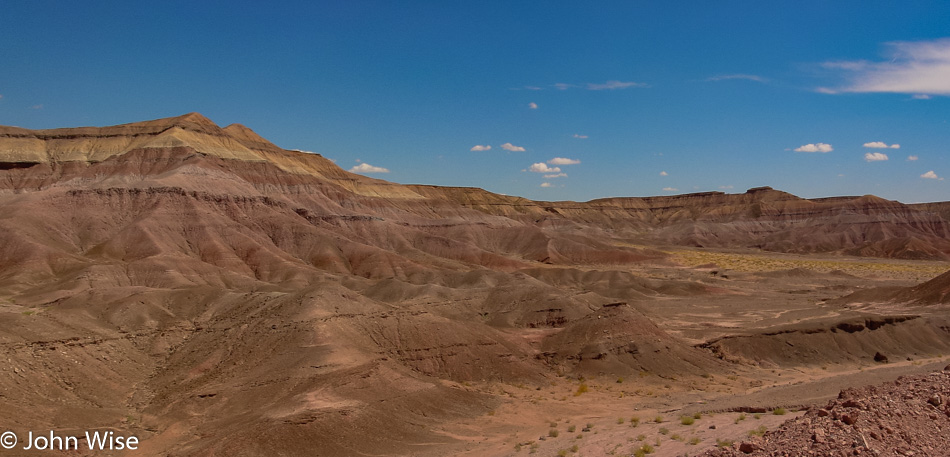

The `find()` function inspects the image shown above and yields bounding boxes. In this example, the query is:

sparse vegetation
[667,247,947,280]
[659,427,669,435]
[688,437,702,445]
[617,377,624,383]
[633,443,654,456]
[567,425,576,433]
[570,444,578,453]
[654,415,663,423]
[574,383,589,396]
[630,416,640,427]
[680,415,695,425]
[617,417,625,424]
[716,438,734,448]
[549,429,559,438]
[749,425,767,437]
[772,407,786,415]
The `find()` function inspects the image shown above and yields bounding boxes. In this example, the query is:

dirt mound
[834,269,950,306]
[702,367,950,456]
[540,303,723,377]
[893,269,950,305]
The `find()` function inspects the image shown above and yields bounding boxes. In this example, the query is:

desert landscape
[0,114,948,456]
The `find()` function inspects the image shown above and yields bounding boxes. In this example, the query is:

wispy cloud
[864,152,889,162]
[470,145,492,152]
[718,185,734,189]
[921,170,943,180]
[572,134,588,139]
[31,104,43,110]
[863,141,900,149]
[529,163,561,173]
[500,142,526,152]
[662,187,678,192]
[706,74,766,82]
[532,81,648,91]
[908,155,919,161]
[540,182,553,188]
[586,80,647,90]
[528,102,538,109]
[913,94,932,99]
[547,157,580,165]
[659,171,668,176]
[544,173,568,178]
[794,143,833,153]
[349,163,390,174]
[818,38,950,96]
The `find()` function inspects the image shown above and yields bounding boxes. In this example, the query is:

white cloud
[820,38,950,96]
[908,155,919,161]
[863,141,900,149]
[921,170,942,180]
[864,152,889,162]
[544,173,568,178]
[662,187,678,192]
[553,83,574,90]
[540,182,553,188]
[529,163,561,173]
[500,142,526,152]
[524,86,543,91]
[528,102,538,109]
[718,185,734,189]
[289,148,320,155]
[31,104,43,110]
[706,74,766,82]
[659,171,668,176]
[573,134,588,139]
[794,143,834,153]
[348,163,390,174]
[547,157,580,165]
[470,145,492,152]
[586,80,647,90]
[913,94,932,99]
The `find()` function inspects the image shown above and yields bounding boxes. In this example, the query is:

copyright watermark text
[1,430,138,451]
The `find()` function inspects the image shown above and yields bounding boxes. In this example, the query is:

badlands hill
[2,113,950,456]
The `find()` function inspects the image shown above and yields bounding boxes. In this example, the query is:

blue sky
[2,1,948,203]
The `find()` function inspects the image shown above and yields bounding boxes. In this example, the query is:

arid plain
[1,114,949,456]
